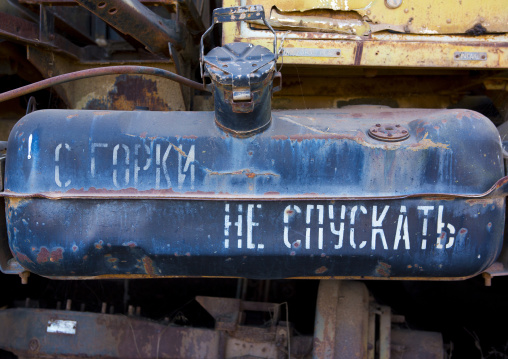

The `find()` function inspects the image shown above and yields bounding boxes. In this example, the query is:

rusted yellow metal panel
[247,0,508,34]
[223,0,508,69]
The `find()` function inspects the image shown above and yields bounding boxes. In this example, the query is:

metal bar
[367,307,375,359]
[0,65,207,104]
[0,308,221,358]
[19,0,178,5]
[39,4,55,43]
[74,0,185,54]
[312,281,339,359]
[50,7,98,46]
[379,306,391,359]
[0,12,82,59]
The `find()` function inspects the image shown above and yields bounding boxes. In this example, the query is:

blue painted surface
[3,108,506,278]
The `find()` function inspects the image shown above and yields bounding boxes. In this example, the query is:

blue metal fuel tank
[3,107,506,279]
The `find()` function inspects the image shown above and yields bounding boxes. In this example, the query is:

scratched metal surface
[5,197,504,278]
[0,308,220,358]
[3,107,504,198]
[3,107,506,279]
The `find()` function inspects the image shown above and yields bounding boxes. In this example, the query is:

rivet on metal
[385,0,402,9]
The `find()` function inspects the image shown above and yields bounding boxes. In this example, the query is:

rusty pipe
[0,65,209,104]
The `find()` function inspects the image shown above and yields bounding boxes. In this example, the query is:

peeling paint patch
[315,266,328,274]
[15,251,34,264]
[376,261,391,277]
[37,247,50,263]
[142,256,156,276]
[36,247,63,263]
[50,248,63,262]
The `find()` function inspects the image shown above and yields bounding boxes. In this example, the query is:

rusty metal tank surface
[2,107,506,279]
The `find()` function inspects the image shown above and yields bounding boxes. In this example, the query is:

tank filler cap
[204,42,276,101]
[368,123,410,142]
[200,6,281,137]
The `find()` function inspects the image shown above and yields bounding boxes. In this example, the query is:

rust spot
[172,144,187,157]
[186,252,191,257]
[271,135,288,140]
[123,241,137,248]
[315,266,328,274]
[95,240,104,250]
[50,248,63,262]
[66,114,78,119]
[293,241,300,248]
[376,262,392,277]
[264,191,280,195]
[466,23,487,36]
[182,135,198,139]
[185,190,216,195]
[248,151,253,156]
[290,251,296,256]
[108,257,118,263]
[15,251,33,264]
[353,41,364,66]
[459,228,467,234]
[72,245,78,252]
[142,256,156,276]
[86,76,170,111]
[208,169,278,178]
[37,247,50,263]
[83,255,88,261]
[139,131,148,139]
[320,253,326,257]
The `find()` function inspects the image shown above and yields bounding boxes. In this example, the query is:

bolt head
[385,0,402,9]
[29,338,40,352]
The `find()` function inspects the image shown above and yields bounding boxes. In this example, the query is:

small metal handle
[200,5,277,79]
[272,72,282,93]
